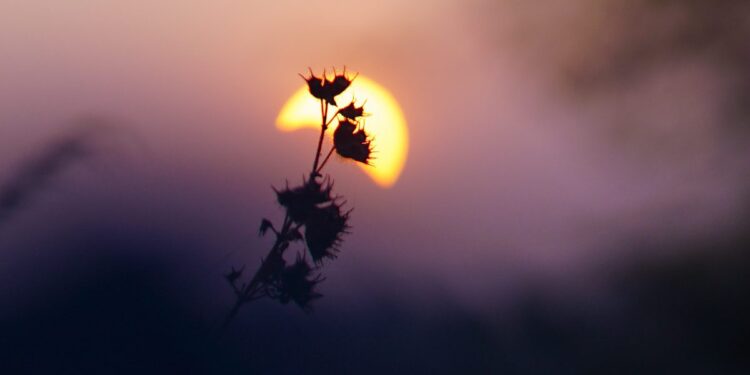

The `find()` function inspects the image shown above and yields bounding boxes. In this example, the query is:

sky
[1,1,749,373]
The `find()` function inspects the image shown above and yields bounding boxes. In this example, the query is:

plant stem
[311,100,329,175]
[220,214,291,332]
[222,89,332,334]
[325,112,338,128]
[316,146,336,174]
[219,298,244,333]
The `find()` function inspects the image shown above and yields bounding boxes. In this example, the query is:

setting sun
[276,74,408,188]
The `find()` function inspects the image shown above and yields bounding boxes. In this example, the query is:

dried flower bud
[299,69,328,102]
[337,101,365,120]
[225,266,244,284]
[300,67,357,106]
[286,227,304,242]
[259,218,274,236]
[305,202,349,263]
[333,119,373,164]
[257,251,285,284]
[274,177,333,224]
[277,255,323,311]
[323,68,356,105]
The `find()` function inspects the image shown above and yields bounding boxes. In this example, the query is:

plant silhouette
[222,67,372,329]
[0,121,109,228]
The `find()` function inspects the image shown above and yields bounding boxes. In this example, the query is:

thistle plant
[222,67,372,329]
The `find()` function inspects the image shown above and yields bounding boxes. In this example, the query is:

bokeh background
[1,1,749,373]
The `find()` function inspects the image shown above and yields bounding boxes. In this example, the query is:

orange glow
[276,75,408,188]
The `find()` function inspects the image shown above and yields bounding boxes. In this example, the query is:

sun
[276,75,408,188]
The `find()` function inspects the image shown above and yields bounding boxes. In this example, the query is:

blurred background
[1,0,749,373]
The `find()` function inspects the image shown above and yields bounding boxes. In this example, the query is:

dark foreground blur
[1,223,748,375]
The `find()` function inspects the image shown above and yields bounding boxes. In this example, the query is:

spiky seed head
[304,202,349,264]
[259,218,274,236]
[257,251,285,284]
[333,119,373,164]
[338,101,365,120]
[277,255,323,311]
[300,68,356,106]
[300,69,328,101]
[225,266,244,284]
[275,177,334,224]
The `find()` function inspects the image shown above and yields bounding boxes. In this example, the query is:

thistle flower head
[305,201,350,264]
[333,119,373,164]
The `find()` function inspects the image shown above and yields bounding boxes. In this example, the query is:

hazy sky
[2,0,749,313]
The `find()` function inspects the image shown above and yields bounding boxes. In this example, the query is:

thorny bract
[223,67,373,328]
